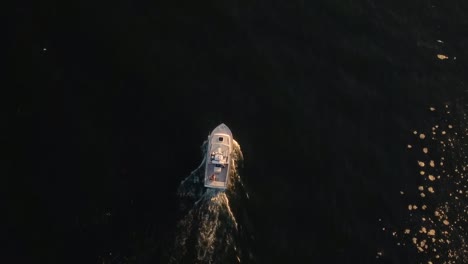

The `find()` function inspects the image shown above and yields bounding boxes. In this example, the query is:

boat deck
[204,163,228,189]
[203,123,232,190]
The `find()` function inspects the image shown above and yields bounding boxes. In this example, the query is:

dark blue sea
[8,0,468,263]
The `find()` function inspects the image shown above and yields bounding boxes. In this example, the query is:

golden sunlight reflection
[384,104,468,263]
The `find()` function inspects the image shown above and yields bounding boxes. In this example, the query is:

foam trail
[170,140,249,264]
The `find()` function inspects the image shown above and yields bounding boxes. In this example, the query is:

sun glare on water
[385,104,468,263]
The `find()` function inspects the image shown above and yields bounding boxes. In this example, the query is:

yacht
[204,123,232,189]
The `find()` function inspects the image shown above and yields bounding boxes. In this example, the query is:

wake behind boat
[204,123,232,189]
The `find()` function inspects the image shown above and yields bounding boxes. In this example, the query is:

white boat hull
[204,123,232,189]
